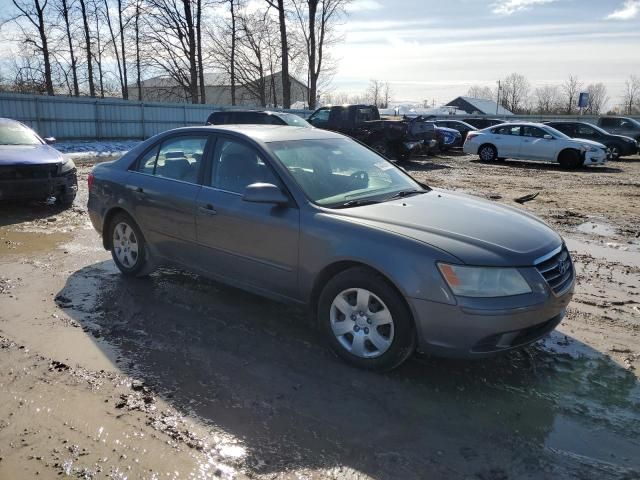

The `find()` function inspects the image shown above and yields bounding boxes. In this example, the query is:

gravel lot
[0,152,639,479]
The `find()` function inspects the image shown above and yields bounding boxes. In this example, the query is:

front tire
[318,267,416,371]
[558,149,583,169]
[605,144,621,160]
[108,213,150,277]
[55,191,76,208]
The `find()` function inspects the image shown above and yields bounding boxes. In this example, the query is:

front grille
[535,246,573,295]
[0,164,59,181]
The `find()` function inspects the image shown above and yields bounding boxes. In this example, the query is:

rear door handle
[198,204,217,215]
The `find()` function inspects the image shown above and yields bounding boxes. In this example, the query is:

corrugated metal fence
[0,92,312,140]
[1,92,638,140]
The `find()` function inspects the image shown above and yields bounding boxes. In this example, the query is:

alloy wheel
[329,288,394,358]
[112,221,139,268]
[479,146,495,161]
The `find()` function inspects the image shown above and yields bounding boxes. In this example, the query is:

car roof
[181,124,344,142]
[0,117,24,126]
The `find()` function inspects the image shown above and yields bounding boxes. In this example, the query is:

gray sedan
[88,125,574,370]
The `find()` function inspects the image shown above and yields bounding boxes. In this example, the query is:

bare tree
[233,11,281,106]
[292,0,348,109]
[562,74,582,114]
[382,81,391,108]
[11,0,55,95]
[132,0,143,99]
[53,0,80,95]
[366,79,382,106]
[533,85,561,114]
[144,0,200,103]
[266,0,290,107]
[500,73,530,113]
[622,75,640,115]
[103,0,126,98]
[78,0,96,96]
[585,83,608,115]
[467,85,493,100]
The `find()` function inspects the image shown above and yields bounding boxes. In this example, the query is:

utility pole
[496,80,501,115]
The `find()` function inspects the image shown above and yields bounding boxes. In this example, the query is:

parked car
[88,125,574,370]
[433,119,477,143]
[307,104,422,161]
[463,122,607,169]
[206,110,311,128]
[433,125,463,151]
[544,121,638,160]
[0,118,77,206]
[597,116,640,141]
[462,118,505,129]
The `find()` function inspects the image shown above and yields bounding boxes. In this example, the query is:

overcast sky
[332,0,640,107]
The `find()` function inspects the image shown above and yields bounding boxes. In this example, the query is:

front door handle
[198,204,217,215]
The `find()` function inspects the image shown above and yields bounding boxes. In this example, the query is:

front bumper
[583,149,607,166]
[0,166,78,201]
[408,269,575,358]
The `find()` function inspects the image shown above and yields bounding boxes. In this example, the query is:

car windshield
[278,113,312,128]
[0,123,42,145]
[268,138,425,208]
[543,125,570,139]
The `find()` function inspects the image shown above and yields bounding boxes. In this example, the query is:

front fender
[298,211,460,306]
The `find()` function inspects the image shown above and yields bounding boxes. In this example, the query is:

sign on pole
[578,92,589,108]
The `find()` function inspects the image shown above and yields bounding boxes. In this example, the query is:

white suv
[463,122,607,168]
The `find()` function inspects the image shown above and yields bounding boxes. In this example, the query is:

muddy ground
[0,153,639,479]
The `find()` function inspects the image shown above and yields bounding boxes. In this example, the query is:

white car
[463,122,607,169]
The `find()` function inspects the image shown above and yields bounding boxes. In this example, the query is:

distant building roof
[445,96,513,116]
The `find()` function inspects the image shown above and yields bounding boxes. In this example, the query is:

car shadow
[56,261,640,479]
[469,159,624,173]
[0,200,70,228]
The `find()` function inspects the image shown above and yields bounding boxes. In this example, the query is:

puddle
[576,220,617,237]
[0,229,71,256]
[566,238,640,265]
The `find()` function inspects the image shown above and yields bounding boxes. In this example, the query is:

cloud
[606,0,640,20]
[491,0,556,16]
[346,0,383,12]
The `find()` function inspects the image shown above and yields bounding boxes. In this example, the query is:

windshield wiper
[332,198,381,209]
[387,189,427,200]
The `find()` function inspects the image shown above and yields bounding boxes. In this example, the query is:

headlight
[59,158,76,174]
[588,146,600,153]
[437,263,532,297]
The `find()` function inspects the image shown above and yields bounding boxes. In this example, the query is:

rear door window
[493,125,521,136]
[134,135,208,184]
[523,126,546,138]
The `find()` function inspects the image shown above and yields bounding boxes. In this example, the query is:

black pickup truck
[307,104,432,160]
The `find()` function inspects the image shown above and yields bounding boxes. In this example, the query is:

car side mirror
[43,137,56,144]
[242,183,288,205]
[543,134,553,140]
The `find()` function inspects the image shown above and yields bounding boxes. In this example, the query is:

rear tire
[478,144,497,162]
[558,149,583,169]
[371,140,391,159]
[108,213,152,277]
[318,267,416,371]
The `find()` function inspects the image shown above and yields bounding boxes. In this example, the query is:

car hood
[331,189,562,267]
[568,138,606,149]
[0,144,64,166]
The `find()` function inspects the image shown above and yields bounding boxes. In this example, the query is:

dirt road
[1,154,639,479]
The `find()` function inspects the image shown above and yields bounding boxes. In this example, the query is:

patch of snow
[55,140,140,159]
